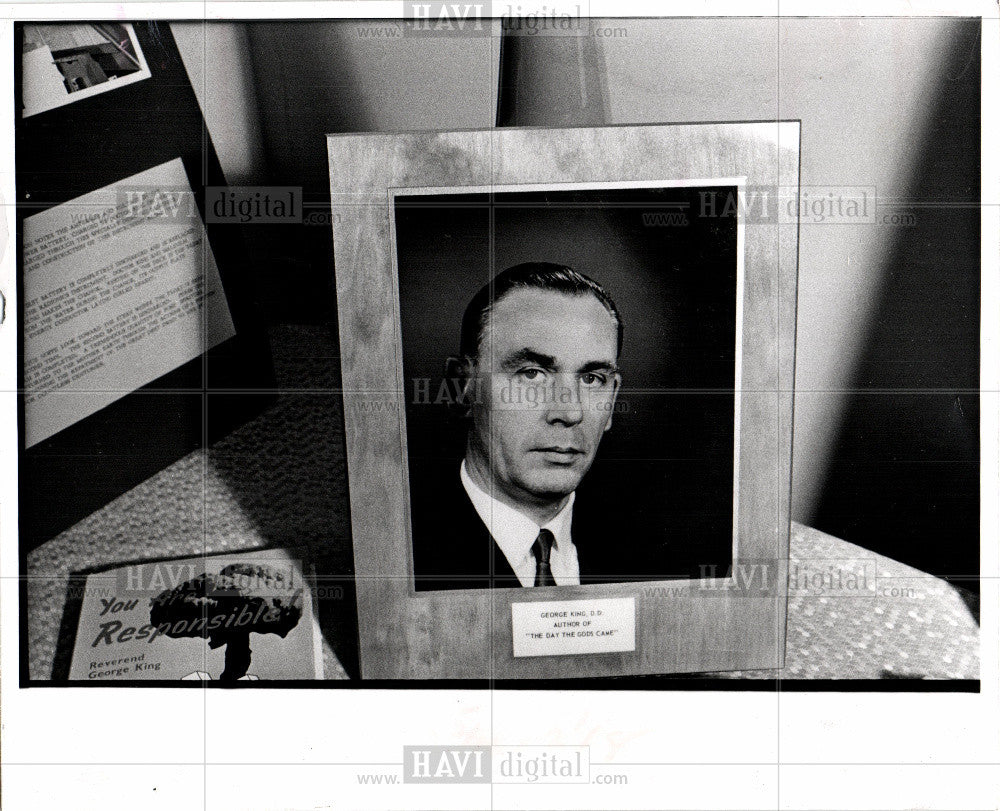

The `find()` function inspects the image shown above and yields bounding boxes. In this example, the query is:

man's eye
[580,372,607,387]
[516,368,545,382]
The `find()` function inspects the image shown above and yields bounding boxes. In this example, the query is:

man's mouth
[533,446,585,459]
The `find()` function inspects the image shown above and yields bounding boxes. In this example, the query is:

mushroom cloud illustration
[149,563,303,681]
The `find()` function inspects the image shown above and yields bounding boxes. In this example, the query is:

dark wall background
[811,23,980,593]
[395,186,738,577]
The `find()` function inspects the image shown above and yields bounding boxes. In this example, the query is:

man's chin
[518,471,585,501]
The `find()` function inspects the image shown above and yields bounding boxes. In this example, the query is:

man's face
[466,287,621,508]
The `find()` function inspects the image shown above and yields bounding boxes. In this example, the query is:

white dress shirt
[460,460,581,587]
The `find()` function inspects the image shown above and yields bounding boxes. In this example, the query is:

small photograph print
[21,23,151,117]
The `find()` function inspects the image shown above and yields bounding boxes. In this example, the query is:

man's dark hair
[459,262,624,360]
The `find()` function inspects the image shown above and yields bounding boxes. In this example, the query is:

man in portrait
[411,262,636,591]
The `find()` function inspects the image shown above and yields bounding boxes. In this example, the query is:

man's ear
[444,355,477,415]
[603,373,622,433]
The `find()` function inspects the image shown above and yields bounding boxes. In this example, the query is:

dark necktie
[531,529,556,587]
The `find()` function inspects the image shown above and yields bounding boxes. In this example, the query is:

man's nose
[544,375,584,426]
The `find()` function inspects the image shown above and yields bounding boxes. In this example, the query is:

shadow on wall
[809,21,980,594]
[242,21,498,324]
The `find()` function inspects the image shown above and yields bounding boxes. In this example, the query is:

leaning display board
[328,122,800,679]
[16,22,274,548]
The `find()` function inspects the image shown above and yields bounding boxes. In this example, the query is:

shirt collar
[460,460,575,565]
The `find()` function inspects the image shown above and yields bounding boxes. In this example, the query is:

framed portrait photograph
[328,122,800,679]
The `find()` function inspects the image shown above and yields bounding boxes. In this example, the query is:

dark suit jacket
[410,461,640,591]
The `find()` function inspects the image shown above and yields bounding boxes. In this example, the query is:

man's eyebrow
[498,348,558,371]
[579,360,620,375]
[494,349,619,375]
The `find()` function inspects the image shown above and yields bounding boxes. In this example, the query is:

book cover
[68,549,324,681]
